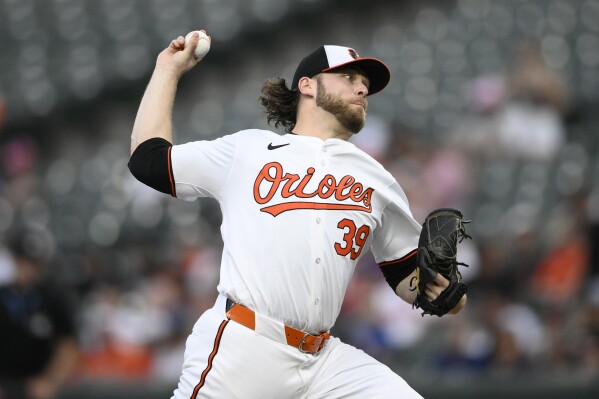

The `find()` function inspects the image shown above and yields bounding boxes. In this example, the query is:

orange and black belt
[225,299,330,354]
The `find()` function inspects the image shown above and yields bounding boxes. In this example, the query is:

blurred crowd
[1,0,599,398]
[1,38,599,397]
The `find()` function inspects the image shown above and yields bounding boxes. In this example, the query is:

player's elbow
[128,137,175,196]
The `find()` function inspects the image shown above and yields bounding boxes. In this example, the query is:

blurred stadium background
[1,0,599,398]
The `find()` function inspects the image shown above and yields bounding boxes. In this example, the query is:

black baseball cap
[291,45,391,96]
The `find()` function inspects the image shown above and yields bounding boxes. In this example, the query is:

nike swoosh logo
[267,143,290,150]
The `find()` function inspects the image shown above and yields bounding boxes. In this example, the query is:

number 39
[334,219,370,260]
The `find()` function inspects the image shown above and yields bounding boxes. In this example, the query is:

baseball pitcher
[129,31,469,399]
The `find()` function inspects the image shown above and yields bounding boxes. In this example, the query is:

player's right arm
[129,32,208,195]
[130,32,204,154]
[128,30,236,201]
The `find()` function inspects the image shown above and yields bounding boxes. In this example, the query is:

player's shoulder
[231,129,280,141]
[346,142,396,183]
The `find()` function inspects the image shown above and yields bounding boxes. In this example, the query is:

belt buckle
[298,332,321,354]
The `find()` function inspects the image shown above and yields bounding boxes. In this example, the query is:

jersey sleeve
[170,133,238,200]
[371,181,421,264]
[128,138,175,196]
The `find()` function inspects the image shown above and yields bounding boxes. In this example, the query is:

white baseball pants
[171,295,423,399]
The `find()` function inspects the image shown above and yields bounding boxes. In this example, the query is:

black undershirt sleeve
[378,249,418,290]
[128,137,176,196]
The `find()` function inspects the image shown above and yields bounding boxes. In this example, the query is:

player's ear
[297,76,316,98]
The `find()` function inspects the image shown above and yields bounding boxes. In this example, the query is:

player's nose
[354,81,368,97]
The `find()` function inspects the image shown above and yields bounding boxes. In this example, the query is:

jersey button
[315,258,321,264]
[314,299,319,305]
[322,147,327,153]
[316,217,321,224]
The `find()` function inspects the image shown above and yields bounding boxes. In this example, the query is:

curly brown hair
[259,78,299,133]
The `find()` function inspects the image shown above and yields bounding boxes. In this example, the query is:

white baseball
[185,31,211,60]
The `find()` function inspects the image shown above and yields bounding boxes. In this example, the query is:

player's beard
[315,83,366,134]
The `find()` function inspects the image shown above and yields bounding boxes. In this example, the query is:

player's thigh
[306,337,423,399]
[172,309,303,399]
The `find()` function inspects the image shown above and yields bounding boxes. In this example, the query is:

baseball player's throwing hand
[130,29,211,152]
[156,30,210,77]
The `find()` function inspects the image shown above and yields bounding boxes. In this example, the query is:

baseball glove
[413,208,471,317]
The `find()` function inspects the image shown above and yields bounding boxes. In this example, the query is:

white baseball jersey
[171,129,421,334]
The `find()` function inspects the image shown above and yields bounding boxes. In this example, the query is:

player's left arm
[378,252,466,314]
[372,182,467,315]
[394,269,467,314]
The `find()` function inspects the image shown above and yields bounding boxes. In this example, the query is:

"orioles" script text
[253,162,374,216]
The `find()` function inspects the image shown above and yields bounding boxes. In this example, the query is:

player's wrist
[153,61,185,81]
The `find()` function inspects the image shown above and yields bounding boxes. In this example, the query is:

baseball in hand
[185,31,211,60]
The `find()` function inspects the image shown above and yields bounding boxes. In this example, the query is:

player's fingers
[424,285,439,300]
[183,32,198,55]
[169,37,184,50]
[426,278,449,296]
[433,273,449,289]
[199,29,212,43]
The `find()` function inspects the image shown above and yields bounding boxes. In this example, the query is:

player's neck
[292,110,351,141]
[291,128,351,141]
